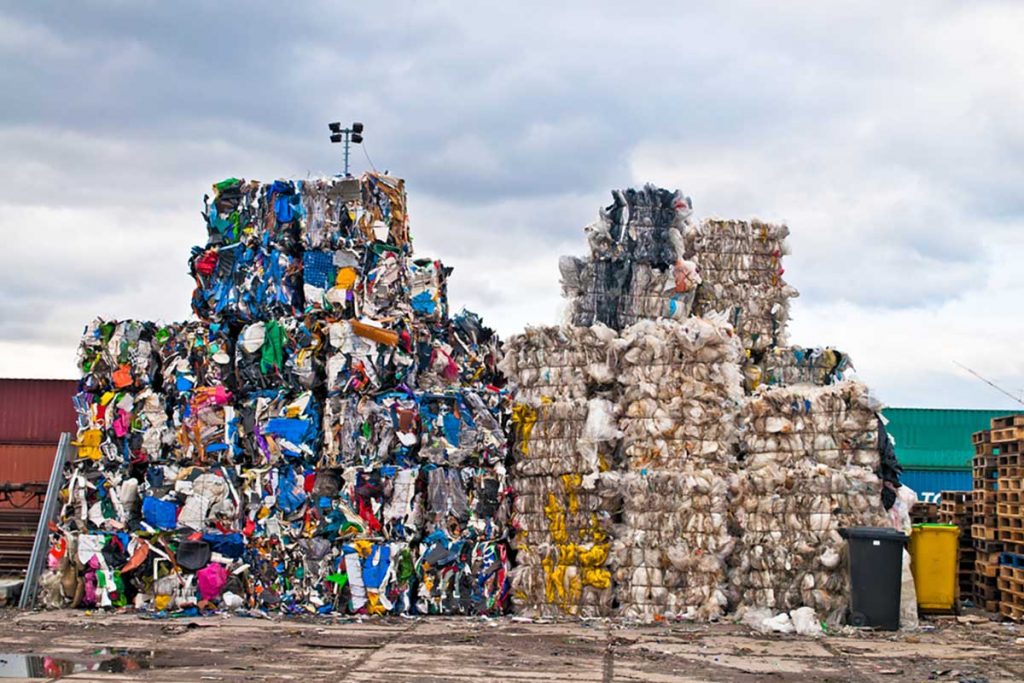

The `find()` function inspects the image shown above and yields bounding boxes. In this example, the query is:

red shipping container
[0,379,77,444]
[0,443,58,485]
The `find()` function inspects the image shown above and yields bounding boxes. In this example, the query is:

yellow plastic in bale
[511,404,538,456]
[366,592,387,616]
[73,429,103,461]
[335,267,358,290]
[544,492,568,544]
[561,473,582,515]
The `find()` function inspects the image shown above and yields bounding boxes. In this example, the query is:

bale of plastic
[729,382,888,623]
[690,219,798,355]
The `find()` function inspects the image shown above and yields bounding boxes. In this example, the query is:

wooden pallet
[997,527,1024,548]
[910,502,939,525]
[974,581,1000,605]
[992,427,1024,443]
[973,538,1004,553]
[976,559,1000,578]
[997,565,1024,622]
[998,482,1022,504]
[974,442,997,457]
[998,503,1023,518]
[991,415,1024,430]
[999,440,1024,456]
[940,491,972,506]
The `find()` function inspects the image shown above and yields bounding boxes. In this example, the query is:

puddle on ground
[0,649,155,679]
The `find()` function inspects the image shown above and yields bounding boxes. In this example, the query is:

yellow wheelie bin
[909,523,960,613]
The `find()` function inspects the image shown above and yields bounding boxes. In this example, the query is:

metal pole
[19,432,71,609]
[343,131,351,176]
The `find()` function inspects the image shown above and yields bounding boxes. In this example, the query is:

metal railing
[18,433,70,609]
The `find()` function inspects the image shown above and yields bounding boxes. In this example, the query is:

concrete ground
[0,610,1021,682]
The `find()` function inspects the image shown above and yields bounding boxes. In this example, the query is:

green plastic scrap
[260,320,286,374]
[325,572,349,589]
[213,177,241,193]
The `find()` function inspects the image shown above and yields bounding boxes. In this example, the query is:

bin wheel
[849,611,869,627]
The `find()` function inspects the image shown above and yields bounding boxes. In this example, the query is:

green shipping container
[882,408,1024,471]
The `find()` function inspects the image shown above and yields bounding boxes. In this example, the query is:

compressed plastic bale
[189,243,303,324]
[499,324,617,404]
[607,471,733,621]
[323,319,418,397]
[299,176,359,250]
[730,382,889,622]
[557,185,698,331]
[408,258,451,323]
[754,345,855,390]
[507,397,610,479]
[358,173,410,247]
[562,257,699,330]
[171,386,241,464]
[258,179,304,254]
[690,218,798,354]
[239,389,322,467]
[77,319,161,392]
[72,388,173,466]
[415,534,511,615]
[203,177,263,248]
[585,185,694,266]
[416,309,506,390]
[417,390,508,468]
[234,320,288,394]
[357,249,412,322]
[510,473,617,617]
[322,394,412,469]
[614,316,744,473]
[155,321,235,398]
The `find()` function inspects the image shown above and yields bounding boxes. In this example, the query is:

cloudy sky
[2,0,1023,409]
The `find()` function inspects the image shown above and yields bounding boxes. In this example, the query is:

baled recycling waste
[42,173,513,616]
[43,172,901,624]
[504,185,900,622]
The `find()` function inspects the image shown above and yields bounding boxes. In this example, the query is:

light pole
[329,121,364,176]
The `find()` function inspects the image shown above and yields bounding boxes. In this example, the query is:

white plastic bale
[689,219,798,354]
[730,381,889,622]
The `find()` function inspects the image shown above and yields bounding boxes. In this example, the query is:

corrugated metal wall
[0,378,77,444]
[0,444,60,483]
[901,469,973,503]
[883,407,1023,470]
[0,378,76,508]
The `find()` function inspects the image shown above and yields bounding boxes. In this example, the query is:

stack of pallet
[937,490,975,600]
[972,428,1002,611]
[992,415,1024,621]
[910,502,939,525]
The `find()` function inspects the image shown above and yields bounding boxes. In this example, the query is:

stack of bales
[609,316,743,620]
[504,186,892,622]
[500,326,619,616]
[730,382,887,623]
[43,173,512,616]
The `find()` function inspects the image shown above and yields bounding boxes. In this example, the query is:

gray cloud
[2,0,1023,408]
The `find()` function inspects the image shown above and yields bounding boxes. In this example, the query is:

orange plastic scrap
[111,363,134,389]
[350,319,399,346]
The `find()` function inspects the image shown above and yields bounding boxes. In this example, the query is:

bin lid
[912,523,959,530]
[839,526,909,542]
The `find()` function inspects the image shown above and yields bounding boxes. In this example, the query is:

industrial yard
[0,610,1021,682]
